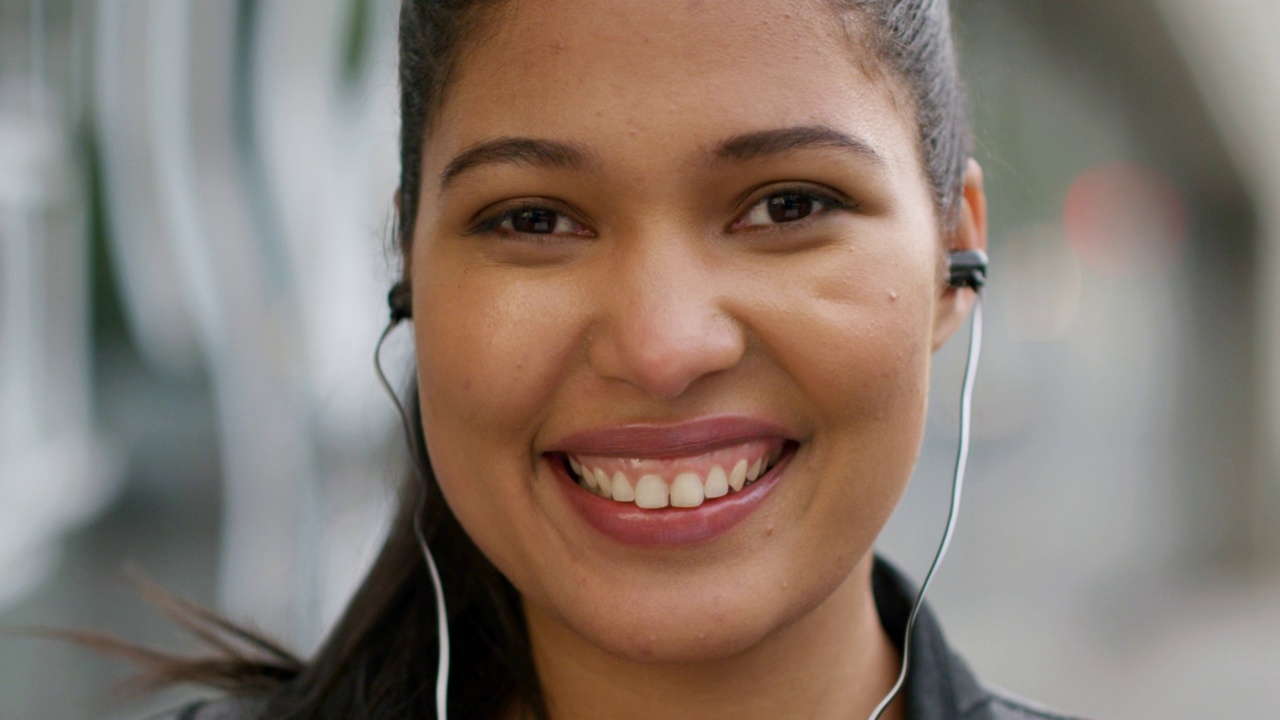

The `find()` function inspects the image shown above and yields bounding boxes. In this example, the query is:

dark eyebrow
[440,137,597,190]
[714,125,885,165]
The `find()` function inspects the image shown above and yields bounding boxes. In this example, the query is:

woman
[149,0,1076,718]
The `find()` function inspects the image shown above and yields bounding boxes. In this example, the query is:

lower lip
[552,448,794,547]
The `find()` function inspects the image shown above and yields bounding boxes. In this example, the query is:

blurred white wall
[0,0,121,617]
[89,0,406,645]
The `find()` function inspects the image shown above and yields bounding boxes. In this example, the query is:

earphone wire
[867,293,984,720]
[375,321,452,720]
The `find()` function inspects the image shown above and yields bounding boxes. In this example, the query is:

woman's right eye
[473,205,592,238]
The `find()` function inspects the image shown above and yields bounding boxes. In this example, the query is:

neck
[518,556,905,720]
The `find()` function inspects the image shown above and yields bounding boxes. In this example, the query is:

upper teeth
[565,444,785,509]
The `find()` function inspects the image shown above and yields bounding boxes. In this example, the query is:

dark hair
[124,2,972,717]
[842,0,971,228]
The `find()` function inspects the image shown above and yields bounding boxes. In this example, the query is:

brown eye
[512,208,560,234]
[732,187,851,231]
[767,193,817,222]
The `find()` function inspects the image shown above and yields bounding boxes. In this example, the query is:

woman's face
[412,0,969,662]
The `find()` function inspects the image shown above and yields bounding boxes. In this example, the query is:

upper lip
[549,415,793,457]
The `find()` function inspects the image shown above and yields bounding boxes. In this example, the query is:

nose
[588,237,746,399]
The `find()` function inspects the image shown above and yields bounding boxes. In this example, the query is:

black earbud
[388,281,413,323]
[947,249,988,290]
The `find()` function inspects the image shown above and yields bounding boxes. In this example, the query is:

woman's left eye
[732,189,849,231]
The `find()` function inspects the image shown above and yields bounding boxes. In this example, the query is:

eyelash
[468,187,854,239]
[731,186,855,232]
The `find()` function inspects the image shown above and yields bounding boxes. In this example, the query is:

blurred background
[0,0,1277,717]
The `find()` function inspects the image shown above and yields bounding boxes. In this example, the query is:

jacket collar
[872,557,997,720]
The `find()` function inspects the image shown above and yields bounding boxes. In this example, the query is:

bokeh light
[1063,162,1188,276]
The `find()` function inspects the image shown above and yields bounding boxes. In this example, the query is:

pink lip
[547,415,797,546]
[552,450,793,546]
[551,415,793,456]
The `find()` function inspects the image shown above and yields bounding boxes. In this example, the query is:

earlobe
[932,159,989,351]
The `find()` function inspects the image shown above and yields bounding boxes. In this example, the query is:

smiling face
[410,0,966,664]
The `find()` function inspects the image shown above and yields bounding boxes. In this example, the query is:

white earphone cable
[867,294,984,720]
[375,322,452,720]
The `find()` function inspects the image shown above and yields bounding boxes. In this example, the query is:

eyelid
[728,183,857,232]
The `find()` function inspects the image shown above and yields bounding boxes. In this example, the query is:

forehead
[427,0,916,176]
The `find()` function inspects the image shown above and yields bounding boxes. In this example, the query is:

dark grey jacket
[869,560,1086,720]
[150,559,1086,720]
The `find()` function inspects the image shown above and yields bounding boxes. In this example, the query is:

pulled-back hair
[121,2,972,717]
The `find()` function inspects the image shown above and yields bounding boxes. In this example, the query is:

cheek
[414,268,581,447]
[408,259,611,611]
[410,262,588,570]
[749,243,938,544]
[756,244,937,426]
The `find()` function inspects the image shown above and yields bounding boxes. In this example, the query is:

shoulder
[145,696,264,720]
[870,558,1092,720]
[966,684,1092,720]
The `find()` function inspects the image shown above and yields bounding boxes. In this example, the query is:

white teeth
[593,467,613,499]
[635,474,669,509]
[670,472,705,508]
[573,447,788,508]
[729,459,748,492]
[704,465,729,499]
[581,464,598,490]
[611,471,635,502]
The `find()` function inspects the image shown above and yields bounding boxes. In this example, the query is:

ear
[932,159,988,351]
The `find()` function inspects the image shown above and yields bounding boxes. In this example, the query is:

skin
[408,0,987,717]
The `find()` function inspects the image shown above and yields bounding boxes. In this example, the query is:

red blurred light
[1063,163,1187,276]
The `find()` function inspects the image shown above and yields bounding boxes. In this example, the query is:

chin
[531,554,856,667]
[576,608,782,665]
